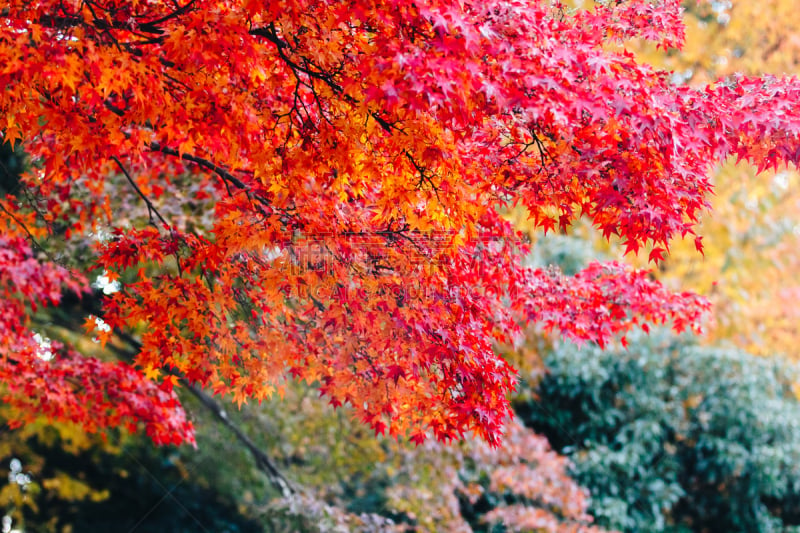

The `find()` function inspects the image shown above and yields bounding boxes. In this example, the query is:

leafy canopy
[2,0,800,445]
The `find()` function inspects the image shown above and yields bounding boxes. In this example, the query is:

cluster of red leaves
[525,262,710,347]
[1,0,799,445]
[0,237,194,445]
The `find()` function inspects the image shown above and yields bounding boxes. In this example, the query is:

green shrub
[517,330,800,532]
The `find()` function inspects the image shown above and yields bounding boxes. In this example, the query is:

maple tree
[2,0,800,447]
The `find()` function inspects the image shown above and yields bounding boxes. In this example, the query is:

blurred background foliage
[601,0,800,359]
[5,1,800,532]
[523,330,800,532]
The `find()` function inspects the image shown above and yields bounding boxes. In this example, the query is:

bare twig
[112,155,170,228]
[184,384,297,497]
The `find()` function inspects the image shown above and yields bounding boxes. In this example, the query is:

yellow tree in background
[615,0,800,357]
[652,1,800,82]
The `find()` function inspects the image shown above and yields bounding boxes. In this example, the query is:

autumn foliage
[1,0,800,446]
[0,237,192,444]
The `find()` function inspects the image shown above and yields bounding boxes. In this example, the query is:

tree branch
[184,384,297,497]
[148,142,248,191]
[0,201,55,262]
[249,23,343,94]
[112,155,170,228]
[110,329,297,497]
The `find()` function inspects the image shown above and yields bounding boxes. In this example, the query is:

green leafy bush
[517,330,800,532]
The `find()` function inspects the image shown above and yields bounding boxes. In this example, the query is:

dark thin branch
[148,142,282,224]
[530,129,551,169]
[404,150,443,204]
[249,23,343,93]
[184,384,297,497]
[148,142,248,190]
[370,112,399,134]
[110,330,296,497]
[111,156,170,228]
[83,2,114,47]
[139,0,197,32]
[0,201,62,265]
